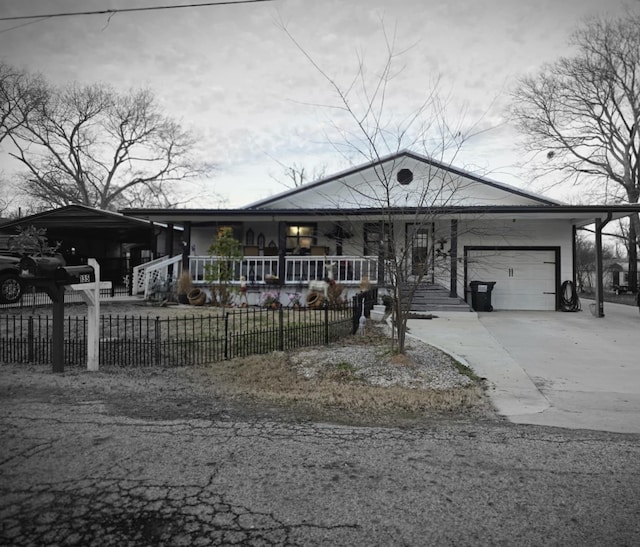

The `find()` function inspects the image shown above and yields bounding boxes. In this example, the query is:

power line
[0,0,276,22]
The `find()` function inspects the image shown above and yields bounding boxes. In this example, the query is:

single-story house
[123,150,640,314]
[0,204,180,288]
[579,259,640,294]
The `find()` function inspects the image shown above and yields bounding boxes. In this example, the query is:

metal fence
[0,306,353,367]
[0,285,131,311]
[0,288,380,368]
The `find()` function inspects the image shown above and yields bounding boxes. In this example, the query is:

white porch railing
[132,254,183,298]
[135,255,379,297]
[283,256,379,284]
[189,255,280,284]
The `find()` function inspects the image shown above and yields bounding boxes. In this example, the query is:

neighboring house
[580,260,640,294]
[123,150,640,311]
[0,205,181,288]
[608,262,640,293]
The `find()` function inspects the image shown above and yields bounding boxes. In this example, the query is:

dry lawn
[201,326,492,424]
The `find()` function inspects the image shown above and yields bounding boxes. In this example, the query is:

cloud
[0,0,634,209]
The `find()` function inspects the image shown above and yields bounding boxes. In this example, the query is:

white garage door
[467,249,557,310]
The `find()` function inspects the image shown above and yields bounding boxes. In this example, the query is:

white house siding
[254,155,553,211]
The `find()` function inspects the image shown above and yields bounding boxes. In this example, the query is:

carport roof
[0,204,178,233]
[0,205,182,250]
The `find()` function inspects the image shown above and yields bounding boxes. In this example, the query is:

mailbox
[19,256,95,286]
[19,255,66,284]
[55,265,95,286]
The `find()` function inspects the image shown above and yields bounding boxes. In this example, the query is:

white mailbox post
[69,258,111,371]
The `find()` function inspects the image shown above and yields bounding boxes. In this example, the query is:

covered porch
[124,205,640,313]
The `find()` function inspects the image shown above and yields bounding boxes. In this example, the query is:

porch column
[594,214,612,318]
[166,223,175,278]
[165,223,174,256]
[150,221,157,257]
[182,221,191,272]
[449,219,458,298]
[572,226,577,286]
[278,221,286,286]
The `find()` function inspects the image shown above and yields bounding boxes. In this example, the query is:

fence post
[154,316,161,366]
[352,293,360,334]
[224,312,229,360]
[324,302,329,344]
[278,306,284,351]
[28,316,34,363]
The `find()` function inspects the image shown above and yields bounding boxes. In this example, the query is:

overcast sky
[0,0,635,208]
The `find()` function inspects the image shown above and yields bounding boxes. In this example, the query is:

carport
[0,204,181,285]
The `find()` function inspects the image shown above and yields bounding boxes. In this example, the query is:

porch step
[400,283,473,313]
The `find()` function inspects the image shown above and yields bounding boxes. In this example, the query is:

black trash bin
[469,281,496,311]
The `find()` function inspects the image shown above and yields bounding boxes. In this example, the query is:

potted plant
[260,290,281,309]
[188,287,206,306]
[205,227,243,307]
[288,292,302,309]
[176,270,193,304]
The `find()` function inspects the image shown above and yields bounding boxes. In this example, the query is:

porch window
[364,223,391,257]
[286,224,316,253]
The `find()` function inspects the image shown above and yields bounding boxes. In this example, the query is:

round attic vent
[397,168,413,185]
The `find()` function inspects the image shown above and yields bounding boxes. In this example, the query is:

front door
[409,226,430,276]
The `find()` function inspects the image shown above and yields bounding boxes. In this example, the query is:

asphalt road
[2,366,640,546]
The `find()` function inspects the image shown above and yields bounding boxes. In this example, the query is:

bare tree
[511,12,640,291]
[3,75,211,211]
[0,61,46,145]
[281,23,485,354]
[268,157,327,188]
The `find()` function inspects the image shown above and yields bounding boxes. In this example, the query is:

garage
[465,248,559,310]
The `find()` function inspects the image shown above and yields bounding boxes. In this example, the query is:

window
[286,224,316,252]
[364,223,391,256]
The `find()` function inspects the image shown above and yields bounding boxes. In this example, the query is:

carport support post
[594,215,611,318]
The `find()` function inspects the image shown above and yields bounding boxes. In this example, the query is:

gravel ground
[290,339,473,390]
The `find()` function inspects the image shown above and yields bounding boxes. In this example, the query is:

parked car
[0,254,23,304]
[612,284,629,295]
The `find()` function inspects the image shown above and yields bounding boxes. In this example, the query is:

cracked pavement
[2,364,640,546]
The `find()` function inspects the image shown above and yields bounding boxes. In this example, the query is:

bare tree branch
[279,19,491,353]
[3,75,213,211]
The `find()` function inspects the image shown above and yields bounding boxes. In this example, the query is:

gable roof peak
[245,149,562,209]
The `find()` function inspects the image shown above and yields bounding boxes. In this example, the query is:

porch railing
[284,256,379,284]
[189,255,280,285]
[132,254,183,298]
[134,254,379,295]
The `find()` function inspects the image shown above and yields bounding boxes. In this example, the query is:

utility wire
[0,0,276,22]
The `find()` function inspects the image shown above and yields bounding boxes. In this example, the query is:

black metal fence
[0,287,380,368]
[0,285,131,311]
[0,306,354,367]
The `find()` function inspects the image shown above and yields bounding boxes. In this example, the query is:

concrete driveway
[408,300,640,434]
